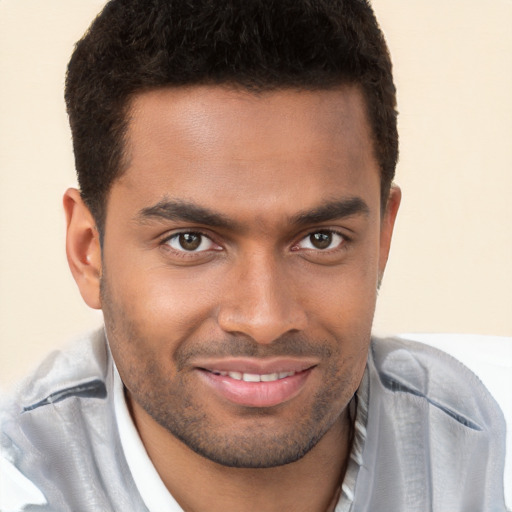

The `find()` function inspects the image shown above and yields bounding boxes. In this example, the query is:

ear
[378,184,401,283]
[63,188,102,309]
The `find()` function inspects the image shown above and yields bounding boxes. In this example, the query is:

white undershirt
[113,364,183,512]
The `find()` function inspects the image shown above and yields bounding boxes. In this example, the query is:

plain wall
[1,0,511,387]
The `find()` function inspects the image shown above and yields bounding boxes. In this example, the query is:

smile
[196,363,315,408]
[209,370,297,382]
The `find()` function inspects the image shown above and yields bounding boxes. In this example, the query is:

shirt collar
[113,362,183,512]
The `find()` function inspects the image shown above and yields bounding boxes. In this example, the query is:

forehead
[113,85,380,222]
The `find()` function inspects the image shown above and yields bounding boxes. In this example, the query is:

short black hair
[65,0,398,232]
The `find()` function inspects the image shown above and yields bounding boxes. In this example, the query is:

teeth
[242,373,260,382]
[220,371,296,382]
[260,373,279,382]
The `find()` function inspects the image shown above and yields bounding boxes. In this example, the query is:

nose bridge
[217,248,307,344]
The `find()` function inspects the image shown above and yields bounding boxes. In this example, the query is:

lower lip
[197,368,313,408]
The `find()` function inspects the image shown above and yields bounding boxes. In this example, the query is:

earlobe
[63,188,102,309]
[378,184,401,283]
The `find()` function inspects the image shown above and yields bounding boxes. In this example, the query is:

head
[65,0,398,235]
[64,0,400,469]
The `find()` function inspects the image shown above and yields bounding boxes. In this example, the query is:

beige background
[1,0,511,388]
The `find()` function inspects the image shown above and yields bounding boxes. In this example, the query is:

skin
[64,85,400,512]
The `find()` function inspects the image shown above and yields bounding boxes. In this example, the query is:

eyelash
[159,230,220,258]
[158,228,351,263]
[291,229,349,253]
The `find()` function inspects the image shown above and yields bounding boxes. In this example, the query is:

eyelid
[157,227,350,254]
[160,229,222,253]
[291,228,348,251]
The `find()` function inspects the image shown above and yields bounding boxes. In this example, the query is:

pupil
[179,233,201,251]
[311,232,331,249]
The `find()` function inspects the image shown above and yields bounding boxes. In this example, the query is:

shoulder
[358,336,507,510]
[369,336,505,431]
[0,329,113,511]
[1,328,111,462]
[1,328,109,416]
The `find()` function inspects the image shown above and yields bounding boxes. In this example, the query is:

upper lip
[192,357,318,374]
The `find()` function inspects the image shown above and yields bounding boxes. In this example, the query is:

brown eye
[309,232,332,249]
[179,233,201,250]
[166,232,215,252]
[294,230,345,251]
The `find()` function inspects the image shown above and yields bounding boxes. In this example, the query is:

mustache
[174,333,334,371]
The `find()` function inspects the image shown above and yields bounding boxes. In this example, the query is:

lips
[210,370,296,382]
[194,358,316,408]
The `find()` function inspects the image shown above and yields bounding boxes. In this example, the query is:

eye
[165,232,217,252]
[295,230,345,251]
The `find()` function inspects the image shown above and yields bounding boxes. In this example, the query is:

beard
[101,274,367,469]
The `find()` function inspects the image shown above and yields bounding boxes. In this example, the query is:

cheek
[136,275,214,329]
[105,253,223,340]
[300,248,380,323]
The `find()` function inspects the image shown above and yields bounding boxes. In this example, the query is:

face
[97,86,399,468]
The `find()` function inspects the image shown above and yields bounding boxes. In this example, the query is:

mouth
[208,369,299,382]
[195,360,316,408]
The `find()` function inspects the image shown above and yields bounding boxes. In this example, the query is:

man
[0,0,506,511]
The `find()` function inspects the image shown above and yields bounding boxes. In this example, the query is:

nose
[217,251,308,344]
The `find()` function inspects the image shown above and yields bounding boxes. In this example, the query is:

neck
[129,397,353,512]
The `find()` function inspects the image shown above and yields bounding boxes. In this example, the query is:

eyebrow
[136,199,238,230]
[291,197,370,226]
[135,196,370,230]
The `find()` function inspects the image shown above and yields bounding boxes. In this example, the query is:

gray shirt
[1,330,507,511]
